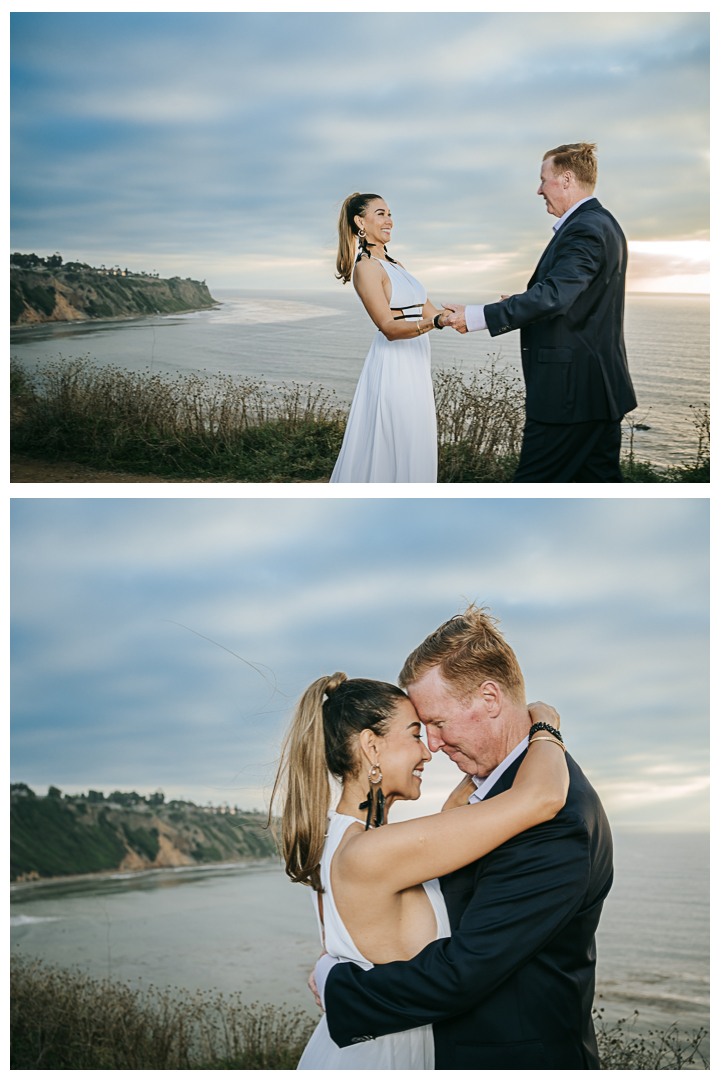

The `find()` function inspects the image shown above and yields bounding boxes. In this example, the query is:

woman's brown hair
[269,673,406,890]
[335,192,383,284]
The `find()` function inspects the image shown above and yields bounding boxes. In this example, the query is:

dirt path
[10,455,327,484]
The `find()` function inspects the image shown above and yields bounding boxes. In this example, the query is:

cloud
[11,499,708,832]
[627,240,710,294]
[10,13,709,289]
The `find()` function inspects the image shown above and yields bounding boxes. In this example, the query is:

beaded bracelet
[529,721,562,743]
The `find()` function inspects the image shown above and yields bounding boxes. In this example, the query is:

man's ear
[480,680,502,718]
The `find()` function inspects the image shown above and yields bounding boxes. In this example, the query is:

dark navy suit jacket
[484,198,637,424]
[324,752,614,1070]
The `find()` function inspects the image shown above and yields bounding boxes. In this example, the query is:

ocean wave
[597,987,710,1009]
[11,914,63,925]
[203,299,342,325]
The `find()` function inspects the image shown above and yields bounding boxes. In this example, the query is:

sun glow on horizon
[627,239,709,294]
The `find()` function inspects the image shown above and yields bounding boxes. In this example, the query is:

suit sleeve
[484,226,605,336]
[324,812,591,1048]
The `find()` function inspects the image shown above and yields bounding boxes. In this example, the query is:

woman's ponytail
[269,671,405,891]
[269,672,347,891]
[335,192,382,285]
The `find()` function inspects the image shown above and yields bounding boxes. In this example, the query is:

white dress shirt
[464,194,595,333]
[314,737,530,1007]
[469,735,529,801]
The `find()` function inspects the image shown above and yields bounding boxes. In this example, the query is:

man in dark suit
[445,143,637,482]
[312,607,614,1069]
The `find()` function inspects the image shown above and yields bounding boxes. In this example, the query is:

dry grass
[594,1008,708,1070]
[11,957,708,1070]
[10,955,318,1069]
[434,360,525,482]
[10,355,525,482]
[10,355,708,483]
[10,356,347,481]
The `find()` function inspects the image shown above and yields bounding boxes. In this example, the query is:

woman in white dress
[329,193,453,483]
[269,674,568,1069]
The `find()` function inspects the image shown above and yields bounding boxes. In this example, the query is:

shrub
[10,958,708,1070]
[20,282,57,317]
[594,1008,708,1070]
[10,796,128,881]
[435,361,525,482]
[10,956,318,1070]
[622,403,709,483]
[10,357,709,484]
[10,357,347,482]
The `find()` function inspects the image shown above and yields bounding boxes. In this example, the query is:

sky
[11,497,709,833]
[11,12,709,294]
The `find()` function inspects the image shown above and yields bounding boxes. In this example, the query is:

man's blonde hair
[543,142,597,191]
[398,604,526,705]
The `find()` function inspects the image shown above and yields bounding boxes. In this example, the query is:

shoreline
[10,301,219,331]
[10,854,283,893]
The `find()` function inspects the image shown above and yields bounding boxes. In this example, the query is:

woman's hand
[441,774,476,811]
[423,301,455,330]
[527,701,561,731]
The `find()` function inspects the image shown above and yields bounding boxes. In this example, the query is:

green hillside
[10,785,277,882]
[10,258,216,325]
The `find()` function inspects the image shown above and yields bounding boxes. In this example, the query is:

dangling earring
[359,762,386,830]
[357,226,366,238]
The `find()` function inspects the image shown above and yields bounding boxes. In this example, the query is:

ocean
[11,831,709,1054]
[10,290,709,470]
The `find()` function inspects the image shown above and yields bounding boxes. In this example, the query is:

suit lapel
[481,751,526,800]
[440,750,528,918]
[528,198,602,286]
[528,231,559,287]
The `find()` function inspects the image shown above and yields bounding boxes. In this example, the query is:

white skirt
[330,329,437,483]
[297,1013,435,1070]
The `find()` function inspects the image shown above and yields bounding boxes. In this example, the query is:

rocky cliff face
[10,268,216,325]
[10,791,277,882]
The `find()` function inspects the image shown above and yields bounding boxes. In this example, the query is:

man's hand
[440,302,468,334]
[442,774,476,810]
[308,952,326,1011]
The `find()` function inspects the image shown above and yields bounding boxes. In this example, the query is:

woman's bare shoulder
[331,819,368,875]
[353,254,385,281]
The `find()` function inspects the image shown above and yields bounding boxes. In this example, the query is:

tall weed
[10,955,317,1070]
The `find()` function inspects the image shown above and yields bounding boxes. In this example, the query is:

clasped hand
[439,303,468,334]
[440,295,511,333]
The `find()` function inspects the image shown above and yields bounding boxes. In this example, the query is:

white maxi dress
[329,258,438,483]
[297,812,451,1070]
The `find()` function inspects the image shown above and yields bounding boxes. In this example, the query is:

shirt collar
[472,736,529,801]
[552,195,595,234]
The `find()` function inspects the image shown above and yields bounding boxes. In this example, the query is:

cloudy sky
[11,497,708,833]
[11,12,709,293]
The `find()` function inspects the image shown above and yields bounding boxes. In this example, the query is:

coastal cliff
[10,265,216,325]
[10,785,277,881]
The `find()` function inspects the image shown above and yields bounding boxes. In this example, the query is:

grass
[10,957,708,1070]
[10,357,347,483]
[594,1008,708,1070]
[10,356,709,483]
[621,403,710,483]
[10,956,317,1070]
[434,362,525,482]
